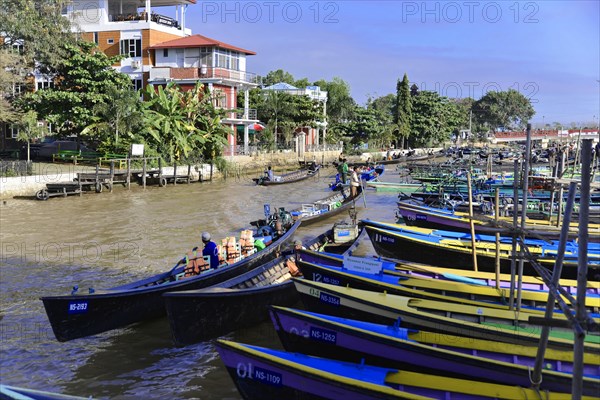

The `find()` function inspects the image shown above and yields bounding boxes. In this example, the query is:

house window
[5,125,18,139]
[120,39,141,57]
[132,79,143,91]
[184,48,199,67]
[216,49,229,69]
[231,54,239,70]
[199,47,213,67]
[107,38,114,44]
[163,48,168,57]
[36,80,55,91]
[93,32,99,45]
[12,83,25,96]
[11,43,24,54]
[212,90,227,108]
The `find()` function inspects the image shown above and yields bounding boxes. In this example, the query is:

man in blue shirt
[202,232,220,269]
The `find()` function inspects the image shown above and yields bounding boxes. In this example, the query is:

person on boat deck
[265,166,274,181]
[201,232,219,269]
[350,166,360,198]
[341,159,349,184]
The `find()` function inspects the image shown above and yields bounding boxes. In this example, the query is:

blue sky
[177,0,599,126]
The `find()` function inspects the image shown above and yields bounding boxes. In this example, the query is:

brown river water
[0,167,398,399]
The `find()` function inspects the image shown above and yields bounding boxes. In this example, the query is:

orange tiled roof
[150,34,256,55]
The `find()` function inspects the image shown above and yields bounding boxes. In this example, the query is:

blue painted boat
[294,250,600,313]
[268,307,600,396]
[292,279,600,353]
[216,339,594,399]
[0,385,90,400]
[329,166,384,190]
[362,220,600,280]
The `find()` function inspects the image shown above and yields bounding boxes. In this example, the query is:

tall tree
[20,41,131,137]
[472,89,535,131]
[81,86,145,154]
[16,110,47,161]
[313,77,355,123]
[394,74,412,149]
[142,82,229,162]
[0,50,25,123]
[262,69,296,87]
[410,91,462,147]
[0,0,75,124]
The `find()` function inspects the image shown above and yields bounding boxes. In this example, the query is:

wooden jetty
[34,158,196,200]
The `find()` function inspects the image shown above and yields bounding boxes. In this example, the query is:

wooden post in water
[515,123,533,311]
[466,172,478,271]
[158,158,163,183]
[494,188,500,289]
[572,139,592,400]
[142,158,147,188]
[531,181,577,390]
[109,161,114,192]
[556,151,566,227]
[126,158,131,190]
[509,159,520,310]
[173,162,177,186]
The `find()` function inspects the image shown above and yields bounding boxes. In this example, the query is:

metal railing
[221,108,257,121]
[306,144,343,152]
[222,143,342,156]
[199,67,261,85]
[149,66,261,86]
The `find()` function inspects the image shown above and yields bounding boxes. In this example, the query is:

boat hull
[164,228,362,346]
[292,279,598,353]
[269,307,600,396]
[40,222,300,342]
[166,281,298,346]
[364,224,597,281]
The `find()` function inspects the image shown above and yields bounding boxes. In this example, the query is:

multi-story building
[2,0,260,156]
[148,34,260,155]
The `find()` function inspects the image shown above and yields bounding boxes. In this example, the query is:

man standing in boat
[201,232,220,269]
[350,166,360,198]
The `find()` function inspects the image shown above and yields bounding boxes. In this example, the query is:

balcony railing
[111,12,180,28]
[149,66,261,86]
[220,108,257,121]
[199,67,261,85]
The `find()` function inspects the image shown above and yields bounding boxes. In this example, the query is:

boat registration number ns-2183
[68,301,89,314]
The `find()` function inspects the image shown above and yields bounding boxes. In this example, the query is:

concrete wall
[0,150,342,199]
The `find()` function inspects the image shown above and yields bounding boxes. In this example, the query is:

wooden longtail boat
[216,340,594,399]
[362,222,600,280]
[253,165,320,186]
[269,307,600,396]
[40,220,301,342]
[294,251,600,312]
[292,279,600,353]
[329,166,385,190]
[397,200,600,239]
[163,226,362,346]
[0,385,90,400]
[289,187,363,225]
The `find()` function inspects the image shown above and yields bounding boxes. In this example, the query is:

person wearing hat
[201,232,219,269]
